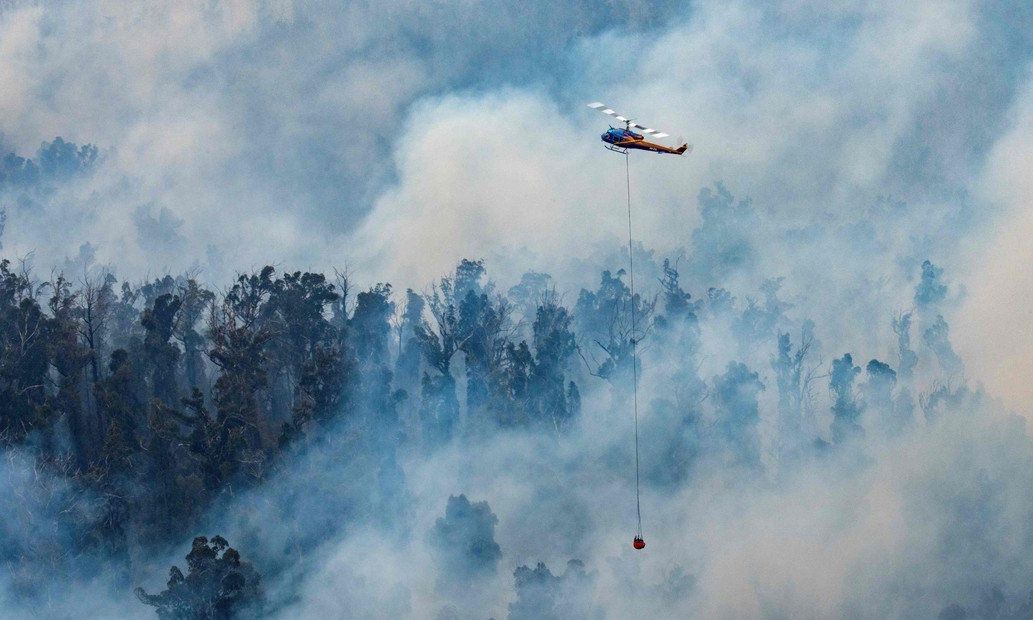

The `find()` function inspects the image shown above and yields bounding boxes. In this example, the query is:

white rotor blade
[630,122,662,135]
[587,102,675,139]
[587,102,622,119]
[629,118,670,138]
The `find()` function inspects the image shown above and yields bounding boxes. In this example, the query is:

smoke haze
[2,1,1033,618]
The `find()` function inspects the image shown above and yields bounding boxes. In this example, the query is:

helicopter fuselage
[601,127,688,155]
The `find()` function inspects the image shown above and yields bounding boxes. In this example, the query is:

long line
[625,152,642,538]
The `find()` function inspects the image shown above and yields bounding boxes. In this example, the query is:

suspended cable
[586,101,687,551]
[625,152,643,543]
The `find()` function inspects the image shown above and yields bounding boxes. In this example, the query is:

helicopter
[587,102,691,155]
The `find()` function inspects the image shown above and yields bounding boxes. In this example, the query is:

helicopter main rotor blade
[588,102,621,119]
[628,120,670,139]
[628,122,669,138]
[588,103,672,140]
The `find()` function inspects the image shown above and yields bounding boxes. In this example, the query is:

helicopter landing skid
[605,144,629,155]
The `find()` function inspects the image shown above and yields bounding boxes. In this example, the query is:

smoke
[954,75,1033,415]
[0,449,141,618]
[348,0,1032,367]
[0,0,684,281]
[181,348,1033,617]
[348,92,621,288]
[3,0,1033,618]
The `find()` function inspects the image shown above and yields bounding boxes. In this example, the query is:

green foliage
[135,535,262,619]
[429,495,502,581]
[713,361,765,466]
[0,259,51,440]
[574,269,654,385]
[830,353,863,443]
[0,252,957,613]
[510,560,602,620]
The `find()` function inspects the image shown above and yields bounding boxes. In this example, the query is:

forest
[1,248,964,617]
[8,119,1033,620]
[6,127,1033,620]
[5,0,1033,615]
